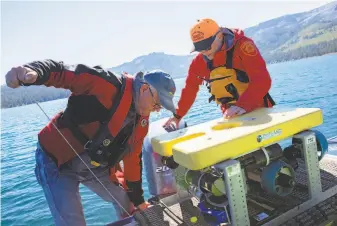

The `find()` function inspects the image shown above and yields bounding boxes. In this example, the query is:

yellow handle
[90,161,100,167]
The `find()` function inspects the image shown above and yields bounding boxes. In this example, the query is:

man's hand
[5,66,38,88]
[137,201,152,211]
[223,105,246,119]
[163,116,180,132]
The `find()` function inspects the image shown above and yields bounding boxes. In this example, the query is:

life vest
[56,73,149,168]
[202,44,275,107]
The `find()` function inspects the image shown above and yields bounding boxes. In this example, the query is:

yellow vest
[208,66,249,105]
[202,43,275,108]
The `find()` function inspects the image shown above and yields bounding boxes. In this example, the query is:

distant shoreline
[266,51,337,65]
[2,52,336,110]
[323,52,337,56]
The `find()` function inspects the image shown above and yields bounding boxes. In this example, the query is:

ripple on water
[1,55,337,225]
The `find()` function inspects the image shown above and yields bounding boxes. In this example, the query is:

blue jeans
[34,143,133,226]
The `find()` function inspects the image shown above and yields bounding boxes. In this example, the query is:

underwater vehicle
[108,107,337,226]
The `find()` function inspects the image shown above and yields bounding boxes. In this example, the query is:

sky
[1,0,333,85]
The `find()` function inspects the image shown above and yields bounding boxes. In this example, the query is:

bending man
[6,59,177,225]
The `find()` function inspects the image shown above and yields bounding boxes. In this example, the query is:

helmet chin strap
[215,34,225,52]
[202,34,226,61]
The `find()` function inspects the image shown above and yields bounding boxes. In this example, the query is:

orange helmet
[190,18,220,52]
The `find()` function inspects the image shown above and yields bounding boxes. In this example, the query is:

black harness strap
[264,93,276,107]
[226,46,235,69]
[84,76,128,151]
[201,37,277,108]
[205,45,235,71]
[57,75,131,148]
[56,112,89,145]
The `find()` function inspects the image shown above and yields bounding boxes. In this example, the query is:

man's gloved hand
[163,116,180,132]
[5,66,38,88]
[223,105,246,119]
[137,201,152,211]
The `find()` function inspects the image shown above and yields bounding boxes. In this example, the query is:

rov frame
[213,130,336,226]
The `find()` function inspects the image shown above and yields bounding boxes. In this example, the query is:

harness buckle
[84,140,92,150]
[84,140,101,166]
[90,161,101,167]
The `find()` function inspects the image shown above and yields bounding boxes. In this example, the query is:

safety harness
[201,43,275,108]
[59,74,137,167]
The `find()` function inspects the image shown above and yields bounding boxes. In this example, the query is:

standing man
[5,60,177,225]
[164,18,275,130]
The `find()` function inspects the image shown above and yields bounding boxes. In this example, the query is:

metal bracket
[263,185,337,226]
[215,159,250,226]
[262,131,337,226]
[295,130,323,198]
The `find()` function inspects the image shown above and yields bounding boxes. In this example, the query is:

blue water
[1,54,337,225]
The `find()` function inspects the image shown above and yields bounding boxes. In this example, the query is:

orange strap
[108,75,133,137]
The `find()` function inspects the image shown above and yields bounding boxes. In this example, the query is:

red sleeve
[234,38,272,112]
[123,140,143,182]
[23,60,120,108]
[122,134,145,206]
[175,56,204,118]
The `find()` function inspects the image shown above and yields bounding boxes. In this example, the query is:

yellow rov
[150,107,336,226]
[152,107,322,170]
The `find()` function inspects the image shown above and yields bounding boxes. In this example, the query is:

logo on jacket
[103,139,111,146]
[240,41,258,57]
[141,119,148,127]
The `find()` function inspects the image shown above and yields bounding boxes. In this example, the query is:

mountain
[110,52,196,79]
[109,1,337,73]
[244,1,337,61]
[245,1,337,53]
[2,1,337,109]
[1,85,70,109]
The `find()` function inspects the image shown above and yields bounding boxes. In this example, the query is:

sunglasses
[140,82,162,109]
[200,31,221,52]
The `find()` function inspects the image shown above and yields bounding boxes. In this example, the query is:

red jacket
[175,28,273,118]
[24,60,148,206]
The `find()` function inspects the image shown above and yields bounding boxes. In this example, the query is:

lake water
[1,54,337,225]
